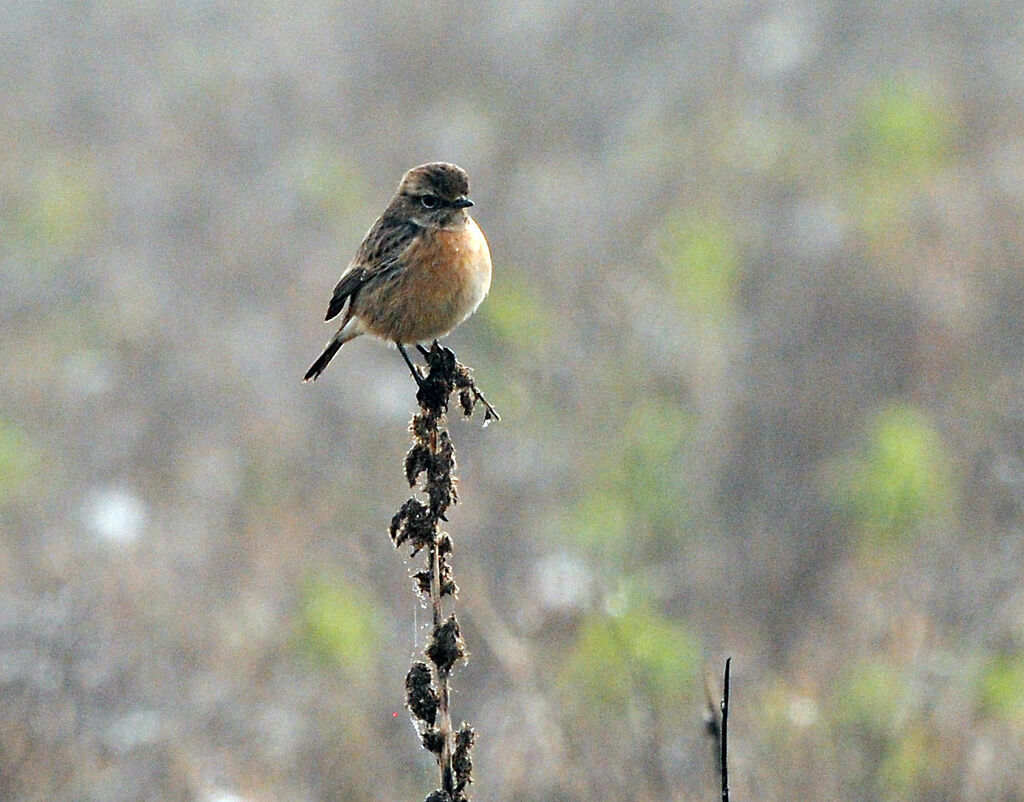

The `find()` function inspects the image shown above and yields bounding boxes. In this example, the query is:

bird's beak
[451,197,474,209]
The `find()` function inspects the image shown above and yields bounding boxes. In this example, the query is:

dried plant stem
[390,343,495,802]
[703,657,733,802]
[430,528,454,794]
[721,657,731,802]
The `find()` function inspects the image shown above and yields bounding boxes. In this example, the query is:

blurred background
[3,1,1024,800]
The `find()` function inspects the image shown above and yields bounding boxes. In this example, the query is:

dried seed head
[405,662,439,726]
[453,723,476,793]
[420,727,445,756]
[426,615,465,675]
[390,498,434,553]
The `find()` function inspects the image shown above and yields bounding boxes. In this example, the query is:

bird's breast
[406,219,490,304]
[355,217,492,344]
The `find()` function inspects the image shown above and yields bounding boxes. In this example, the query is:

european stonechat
[304,162,492,383]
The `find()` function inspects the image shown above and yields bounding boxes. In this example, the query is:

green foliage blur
[977,654,1024,724]
[563,397,695,562]
[844,78,956,236]
[300,575,381,674]
[10,155,107,262]
[0,420,37,505]
[833,657,910,741]
[481,275,554,359]
[559,603,700,715]
[828,404,952,558]
[659,211,740,327]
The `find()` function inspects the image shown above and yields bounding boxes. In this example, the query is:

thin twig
[721,657,731,802]
[703,657,732,801]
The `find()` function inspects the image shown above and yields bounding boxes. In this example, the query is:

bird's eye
[420,195,438,209]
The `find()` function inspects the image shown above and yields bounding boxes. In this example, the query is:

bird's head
[391,162,474,229]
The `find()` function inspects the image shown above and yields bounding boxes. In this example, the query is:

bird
[304,162,492,384]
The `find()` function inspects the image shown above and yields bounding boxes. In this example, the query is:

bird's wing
[325,216,422,321]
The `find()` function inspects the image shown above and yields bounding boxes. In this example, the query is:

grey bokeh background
[4,2,1024,800]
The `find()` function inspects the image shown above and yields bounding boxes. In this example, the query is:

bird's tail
[303,338,345,382]
[305,317,366,382]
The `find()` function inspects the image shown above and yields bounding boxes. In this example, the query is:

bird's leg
[398,344,425,387]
